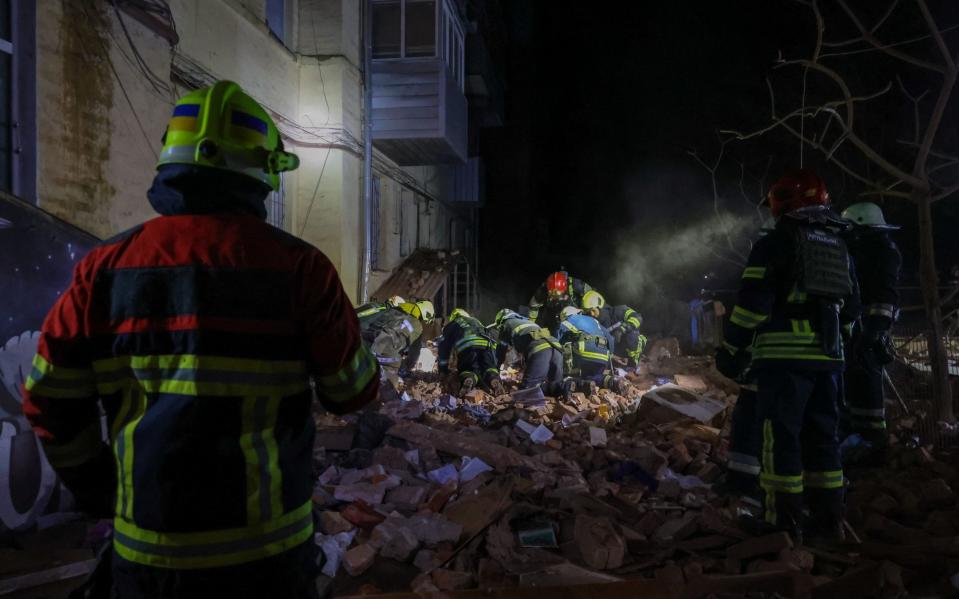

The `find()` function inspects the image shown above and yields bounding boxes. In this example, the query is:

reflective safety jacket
[22,213,379,570]
[358,307,423,371]
[845,230,901,332]
[492,315,560,363]
[438,314,495,371]
[527,276,593,322]
[723,214,860,371]
[557,314,613,367]
[355,301,391,322]
[595,305,644,360]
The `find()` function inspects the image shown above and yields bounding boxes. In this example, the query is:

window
[0,0,36,202]
[266,0,291,48]
[371,0,446,61]
[370,176,381,270]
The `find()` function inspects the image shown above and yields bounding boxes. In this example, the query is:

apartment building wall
[34,0,473,302]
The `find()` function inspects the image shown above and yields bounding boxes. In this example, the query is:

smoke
[604,211,757,334]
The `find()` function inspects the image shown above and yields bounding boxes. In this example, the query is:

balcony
[370,0,468,166]
[371,59,467,165]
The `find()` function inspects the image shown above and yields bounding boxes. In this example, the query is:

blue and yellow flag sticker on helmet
[168,104,200,132]
[229,109,269,146]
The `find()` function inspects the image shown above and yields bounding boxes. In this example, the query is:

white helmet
[841,202,900,230]
[560,306,582,321]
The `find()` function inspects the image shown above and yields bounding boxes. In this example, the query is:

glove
[715,346,748,380]
[860,328,895,365]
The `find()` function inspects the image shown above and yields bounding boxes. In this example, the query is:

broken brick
[343,544,376,576]
[318,510,354,535]
[727,532,793,560]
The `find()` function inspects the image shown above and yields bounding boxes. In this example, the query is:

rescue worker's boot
[488,378,506,397]
[458,376,476,397]
[605,375,629,395]
[585,380,599,397]
[561,379,576,402]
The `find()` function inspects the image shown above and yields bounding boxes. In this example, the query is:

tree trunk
[916,192,955,422]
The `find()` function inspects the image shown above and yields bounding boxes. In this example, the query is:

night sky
[479,1,959,324]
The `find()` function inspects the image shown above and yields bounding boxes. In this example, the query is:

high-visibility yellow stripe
[787,285,807,303]
[315,346,377,403]
[263,400,283,519]
[240,398,261,525]
[29,354,95,380]
[97,378,308,398]
[761,419,776,524]
[25,354,97,398]
[94,355,306,374]
[113,501,313,570]
[804,470,844,489]
[111,387,134,517]
[121,389,148,520]
[742,266,767,280]
[730,305,769,329]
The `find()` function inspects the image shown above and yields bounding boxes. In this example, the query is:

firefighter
[527,270,595,334]
[490,308,569,398]
[437,309,505,396]
[580,290,647,366]
[723,221,777,508]
[21,81,379,597]
[840,202,901,449]
[716,169,860,543]
[359,299,434,382]
[557,307,628,395]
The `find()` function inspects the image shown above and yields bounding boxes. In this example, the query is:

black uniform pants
[457,348,500,389]
[726,384,761,494]
[756,368,844,531]
[523,347,563,393]
[110,541,319,599]
[612,329,645,365]
[843,341,886,441]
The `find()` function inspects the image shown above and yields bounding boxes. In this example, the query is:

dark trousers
[111,542,319,599]
[756,369,844,530]
[571,359,609,387]
[523,347,564,393]
[612,329,645,365]
[727,384,761,494]
[843,345,886,441]
[457,348,500,389]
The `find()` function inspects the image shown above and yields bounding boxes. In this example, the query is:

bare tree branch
[917,0,956,70]
[835,0,945,72]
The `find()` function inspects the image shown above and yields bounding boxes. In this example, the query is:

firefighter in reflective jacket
[359,300,434,382]
[22,81,380,596]
[528,271,595,334]
[840,203,901,446]
[437,309,504,396]
[716,170,860,542]
[557,307,628,395]
[354,295,406,321]
[490,308,568,397]
[581,290,647,366]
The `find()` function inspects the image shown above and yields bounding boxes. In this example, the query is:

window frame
[0,0,36,202]
[370,0,464,89]
[370,175,381,271]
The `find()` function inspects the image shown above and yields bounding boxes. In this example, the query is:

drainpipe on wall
[359,0,374,302]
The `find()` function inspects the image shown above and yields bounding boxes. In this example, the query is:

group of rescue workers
[353,270,648,404]
[17,81,905,597]
[717,169,902,546]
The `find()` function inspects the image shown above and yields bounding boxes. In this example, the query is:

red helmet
[766,169,829,218]
[546,271,569,297]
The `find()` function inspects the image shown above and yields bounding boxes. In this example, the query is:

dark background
[478,1,959,329]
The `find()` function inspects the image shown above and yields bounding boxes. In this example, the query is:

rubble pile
[310,341,959,597]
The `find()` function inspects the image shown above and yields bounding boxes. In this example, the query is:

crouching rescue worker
[716,169,860,544]
[490,308,568,398]
[528,270,596,334]
[580,290,647,366]
[557,307,628,395]
[438,309,504,396]
[840,202,901,453]
[22,81,380,598]
[358,299,434,383]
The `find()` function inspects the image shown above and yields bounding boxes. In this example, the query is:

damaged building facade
[0,0,502,532]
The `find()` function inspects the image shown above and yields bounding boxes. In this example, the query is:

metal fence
[887,326,959,448]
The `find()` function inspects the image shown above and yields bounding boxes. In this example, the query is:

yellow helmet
[449,308,470,322]
[399,300,435,324]
[581,290,606,311]
[158,81,299,190]
[416,300,435,324]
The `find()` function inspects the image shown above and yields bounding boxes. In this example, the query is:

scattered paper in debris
[427,463,459,485]
[529,424,554,444]
[459,457,493,483]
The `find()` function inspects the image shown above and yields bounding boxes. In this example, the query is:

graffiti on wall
[0,192,96,531]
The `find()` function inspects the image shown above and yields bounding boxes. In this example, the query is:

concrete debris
[297,345,959,596]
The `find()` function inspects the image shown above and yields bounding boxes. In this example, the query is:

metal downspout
[359,0,374,302]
